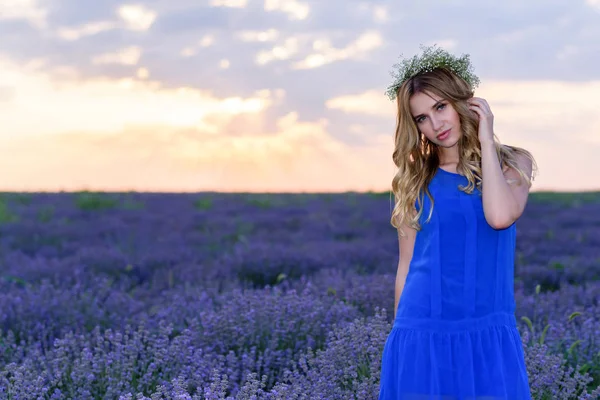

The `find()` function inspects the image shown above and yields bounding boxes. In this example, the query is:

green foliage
[529,191,600,206]
[0,200,19,224]
[245,195,273,209]
[121,197,145,210]
[37,205,55,222]
[75,191,120,211]
[193,197,213,210]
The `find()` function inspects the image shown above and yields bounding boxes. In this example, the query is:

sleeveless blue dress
[379,167,532,399]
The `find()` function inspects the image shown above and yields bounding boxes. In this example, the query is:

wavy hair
[390,68,538,235]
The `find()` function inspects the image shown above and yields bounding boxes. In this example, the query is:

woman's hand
[467,97,495,144]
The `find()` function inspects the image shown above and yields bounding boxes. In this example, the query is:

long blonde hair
[390,68,538,235]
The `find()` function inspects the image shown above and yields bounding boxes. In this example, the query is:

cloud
[136,67,149,79]
[372,6,388,23]
[0,53,393,193]
[0,56,276,138]
[0,111,395,193]
[357,3,389,23]
[0,0,47,29]
[56,21,117,41]
[326,90,392,118]
[292,31,383,69]
[117,4,157,31]
[493,25,546,44]
[586,0,600,11]
[210,0,248,8]
[237,28,279,42]
[52,4,156,42]
[180,34,215,57]
[255,37,299,65]
[264,0,309,20]
[2,0,598,101]
[91,46,142,65]
[252,30,384,69]
[425,39,458,51]
[0,84,16,102]
[556,44,579,60]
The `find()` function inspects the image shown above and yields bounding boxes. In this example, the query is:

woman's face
[409,91,462,148]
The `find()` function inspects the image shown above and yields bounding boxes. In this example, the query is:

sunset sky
[1,0,599,193]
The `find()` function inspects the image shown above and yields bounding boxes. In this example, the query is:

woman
[378,45,537,399]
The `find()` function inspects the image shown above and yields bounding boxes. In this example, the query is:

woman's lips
[437,129,451,140]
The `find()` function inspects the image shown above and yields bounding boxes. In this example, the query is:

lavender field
[0,190,599,399]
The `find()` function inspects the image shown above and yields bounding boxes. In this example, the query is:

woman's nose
[431,115,443,131]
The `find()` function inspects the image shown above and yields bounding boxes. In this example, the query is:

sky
[0,0,599,193]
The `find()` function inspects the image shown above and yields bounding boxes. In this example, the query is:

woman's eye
[415,104,445,123]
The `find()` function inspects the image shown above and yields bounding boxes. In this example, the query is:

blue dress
[379,167,532,399]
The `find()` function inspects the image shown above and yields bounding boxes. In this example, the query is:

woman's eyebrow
[412,100,444,119]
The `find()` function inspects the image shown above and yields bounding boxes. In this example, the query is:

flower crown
[385,44,480,101]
